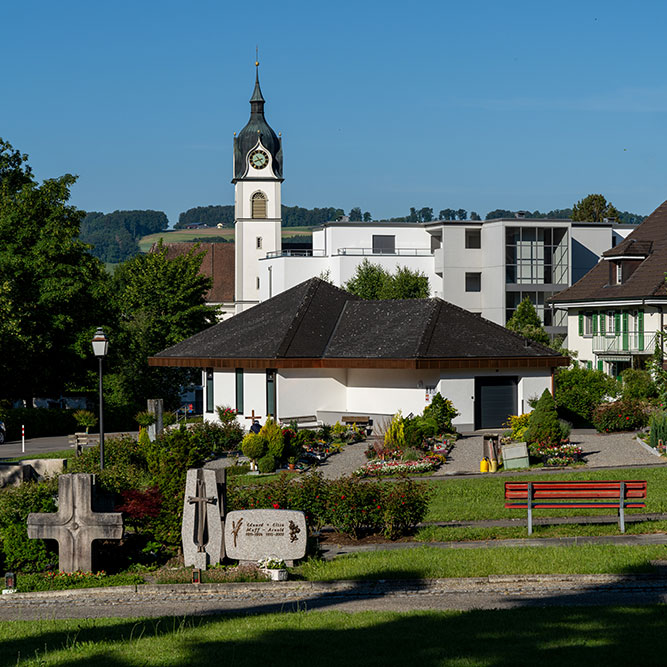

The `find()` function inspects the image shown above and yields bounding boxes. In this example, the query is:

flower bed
[353,458,438,477]
[528,442,583,467]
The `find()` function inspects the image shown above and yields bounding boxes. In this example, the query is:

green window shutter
[614,312,621,334]
[637,310,644,332]
[600,313,606,335]
[578,313,584,336]
[587,360,592,370]
[597,359,603,371]
[592,313,598,335]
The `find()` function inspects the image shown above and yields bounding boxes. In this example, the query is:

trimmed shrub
[227,473,431,540]
[555,366,618,426]
[73,410,97,433]
[0,478,59,572]
[525,389,564,447]
[649,411,667,450]
[621,368,658,400]
[423,393,459,433]
[189,421,244,454]
[241,433,267,462]
[258,454,276,474]
[504,413,531,441]
[260,417,284,460]
[591,399,649,433]
[403,416,438,449]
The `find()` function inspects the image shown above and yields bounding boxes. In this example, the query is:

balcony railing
[265,249,326,258]
[592,332,657,354]
[336,247,433,256]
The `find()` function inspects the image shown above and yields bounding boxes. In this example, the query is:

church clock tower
[233,61,283,313]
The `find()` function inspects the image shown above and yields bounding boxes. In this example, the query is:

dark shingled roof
[152,278,562,364]
[551,200,667,303]
[158,242,235,303]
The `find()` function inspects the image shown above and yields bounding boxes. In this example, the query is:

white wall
[205,370,235,423]
[277,369,348,417]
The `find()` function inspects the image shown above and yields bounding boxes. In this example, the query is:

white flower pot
[262,568,288,581]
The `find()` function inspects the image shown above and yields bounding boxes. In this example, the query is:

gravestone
[182,468,224,568]
[501,442,530,470]
[224,509,307,566]
[27,473,123,572]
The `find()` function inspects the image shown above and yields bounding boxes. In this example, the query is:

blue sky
[3,0,667,225]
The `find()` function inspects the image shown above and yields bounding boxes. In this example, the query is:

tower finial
[255,46,259,77]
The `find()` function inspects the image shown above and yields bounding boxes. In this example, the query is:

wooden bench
[68,432,100,456]
[279,415,322,430]
[505,480,647,535]
[341,415,373,434]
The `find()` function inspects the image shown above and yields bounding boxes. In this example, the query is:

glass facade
[505,226,569,328]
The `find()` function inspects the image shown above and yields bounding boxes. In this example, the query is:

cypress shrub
[525,389,564,446]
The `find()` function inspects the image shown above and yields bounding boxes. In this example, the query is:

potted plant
[258,557,287,581]
[287,456,298,470]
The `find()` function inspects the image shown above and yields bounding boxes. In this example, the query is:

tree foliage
[506,297,550,345]
[344,259,429,300]
[106,240,217,410]
[0,138,110,401]
[80,210,168,263]
[571,194,619,222]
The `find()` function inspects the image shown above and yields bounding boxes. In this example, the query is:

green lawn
[1,607,665,666]
[425,466,667,522]
[3,449,75,462]
[296,544,667,580]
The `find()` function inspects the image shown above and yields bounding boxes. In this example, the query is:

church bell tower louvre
[233,59,283,313]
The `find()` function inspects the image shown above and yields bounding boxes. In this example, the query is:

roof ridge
[415,299,441,357]
[275,278,321,357]
[322,297,354,357]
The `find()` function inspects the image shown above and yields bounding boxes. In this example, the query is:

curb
[4,572,667,602]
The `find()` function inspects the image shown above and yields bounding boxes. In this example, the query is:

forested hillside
[80,210,168,262]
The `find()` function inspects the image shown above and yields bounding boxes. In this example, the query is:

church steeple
[233,59,283,182]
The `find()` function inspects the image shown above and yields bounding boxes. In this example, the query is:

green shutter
[597,359,603,371]
[622,311,629,351]
[578,313,584,336]
[587,360,592,370]
[592,313,598,335]
[638,310,644,351]
[614,312,621,335]
[600,313,606,335]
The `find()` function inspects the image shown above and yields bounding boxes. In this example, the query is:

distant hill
[80,210,168,263]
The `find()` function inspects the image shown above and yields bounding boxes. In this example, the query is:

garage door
[475,377,517,429]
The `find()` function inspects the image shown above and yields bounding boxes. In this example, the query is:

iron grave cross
[27,473,123,572]
[188,473,217,552]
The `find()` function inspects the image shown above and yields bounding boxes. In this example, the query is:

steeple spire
[250,50,265,112]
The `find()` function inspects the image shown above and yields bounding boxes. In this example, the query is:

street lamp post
[91,328,109,470]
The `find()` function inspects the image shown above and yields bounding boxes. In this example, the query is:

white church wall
[277,369,348,418]
[206,370,236,423]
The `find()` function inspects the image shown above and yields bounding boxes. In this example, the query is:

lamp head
[91,327,109,358]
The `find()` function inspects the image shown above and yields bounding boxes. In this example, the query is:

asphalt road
[0,432,137,460]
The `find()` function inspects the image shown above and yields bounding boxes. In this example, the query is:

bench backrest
[505,480,647,500]
[342,416,371,423]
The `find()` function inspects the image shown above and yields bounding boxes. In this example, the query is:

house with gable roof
[550,199,667,375]
[149,278,568,431]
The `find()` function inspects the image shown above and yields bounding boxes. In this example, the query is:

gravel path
[2,574,667,620]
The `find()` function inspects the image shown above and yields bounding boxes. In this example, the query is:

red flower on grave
[273,502,280,509]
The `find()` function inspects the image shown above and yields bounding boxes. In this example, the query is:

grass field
[1,607,665,666]
[297,544,667,580]
[138,226,313,252]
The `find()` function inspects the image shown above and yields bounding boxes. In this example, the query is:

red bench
[504,480,647,535]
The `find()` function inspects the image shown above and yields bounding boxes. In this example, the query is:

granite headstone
[224,509,307,566]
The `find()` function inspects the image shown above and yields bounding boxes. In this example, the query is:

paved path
[2,573,667,620]
[0,432,138,460]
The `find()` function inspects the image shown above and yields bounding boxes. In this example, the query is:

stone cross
[188,475,217,553]
[27,473,123,572]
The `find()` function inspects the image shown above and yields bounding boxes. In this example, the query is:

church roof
[150,278,567,369]
[233,65,282,181]
[551,199,667,304]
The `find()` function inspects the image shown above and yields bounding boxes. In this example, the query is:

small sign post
[21,425,25,453]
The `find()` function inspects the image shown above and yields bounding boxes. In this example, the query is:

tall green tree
[506,297,550,345]
[571,194,619,222]
[344,260,429,300]
[0,139,109,401]
[107,241,217,410]
[348,207,362,221]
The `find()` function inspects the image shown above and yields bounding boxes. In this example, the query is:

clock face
[249,149,269,170]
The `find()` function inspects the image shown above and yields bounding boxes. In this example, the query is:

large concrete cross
[27,473,123,572]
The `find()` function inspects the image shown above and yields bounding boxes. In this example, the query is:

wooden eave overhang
[148,355,570,370]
